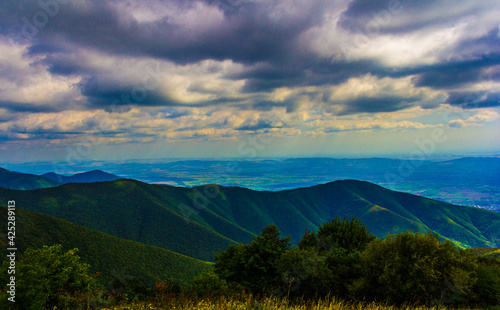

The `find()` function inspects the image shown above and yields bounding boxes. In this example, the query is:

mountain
[0,180,239,261]
[0,206,211,286]
[0,167,62,190]
[41,169,122,183]
[0,179,498,261]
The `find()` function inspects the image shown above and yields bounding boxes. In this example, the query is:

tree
[278,217,374,299]
[214,225,292,293]
[314,216,376,252]
[190,271,228,297]
[469,257,500,307]
[0,244,97,310]
[351,231,477,306]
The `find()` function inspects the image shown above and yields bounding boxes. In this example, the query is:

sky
[0,0,499,162]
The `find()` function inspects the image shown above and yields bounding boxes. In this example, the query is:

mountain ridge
[0,178,498,261]
[41,169,122,183]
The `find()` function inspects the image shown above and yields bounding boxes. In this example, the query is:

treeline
[1,217,499,309]
[213,217,500,308]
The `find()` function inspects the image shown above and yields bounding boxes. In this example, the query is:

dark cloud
[414,65,484,89]
[236,58,387,94]
[79,75,240,110]
[1,0,499,117]
[78,76,179,109]
[1,0,330,65]
[412,33,500,89]
[41,53,97,76]
[445,91,500,109]
[250,100,288,111]
[0,100,60,113]
[332,95,420,115]
[235,118,284,131]
[161,109,193,119]
[339,0,485,35]
[455,27,500,55]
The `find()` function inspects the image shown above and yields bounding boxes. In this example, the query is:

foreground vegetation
[70,295,497,310]
[1,217,499,309]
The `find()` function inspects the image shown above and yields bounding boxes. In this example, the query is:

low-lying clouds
[0,0,499,159]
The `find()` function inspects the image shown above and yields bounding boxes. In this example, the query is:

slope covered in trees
[0,206,212,286]
[0,179,498,261]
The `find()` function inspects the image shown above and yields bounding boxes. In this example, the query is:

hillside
[0,180,239,261]
[0,179,498,259]
[0,167,62,190]
[0,206,211,286]
[202,180,500,248]
[41,169,122,183]
[469,247,500,259]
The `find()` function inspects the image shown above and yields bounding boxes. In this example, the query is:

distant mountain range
[0,178,498,263]
[1,157,498,211]
[0,167,62,190]
[0,168,122,190]
[41,170,121,183]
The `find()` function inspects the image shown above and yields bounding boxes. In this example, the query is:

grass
[87,295,491,310]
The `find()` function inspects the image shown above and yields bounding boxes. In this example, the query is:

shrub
[0,244,97,310]
[314,216,376,252]
[190,271,229,297]
[214,225,292,293]
[276,216,374,300]
[278,244,363,300]
[469,257,500,307]
[351,231,477,306]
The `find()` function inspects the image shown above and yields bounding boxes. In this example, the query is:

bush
[151,277,182,305]
[278,245,363,299]
[351,231,477,306]
[469,257,500,307]
[0,244,97,310]
[214,225,292,293]
[275,216,374,300]
[109,276,150,304]
[277,246,326,298]
[190,271,229,297]
[314,216,376,252]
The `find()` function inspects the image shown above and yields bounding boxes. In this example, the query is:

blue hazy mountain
[2,157,498,211]
[0,167,62,190]
[41,170,122,183]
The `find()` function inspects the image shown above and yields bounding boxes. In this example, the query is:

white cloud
[466,110,499,123]
[0,42,81,110]
[447,109,499,128]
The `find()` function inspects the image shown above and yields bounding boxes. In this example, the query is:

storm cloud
[0,0,499,157]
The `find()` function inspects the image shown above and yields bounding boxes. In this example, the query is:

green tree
[278,216,373,299]
[469,257,500,307]
[190,271,228,297]
[214,225,291,293]
[277,246,329,298]
[314,216,376,252]
[0,244,97,310]
[351,231,477,306]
